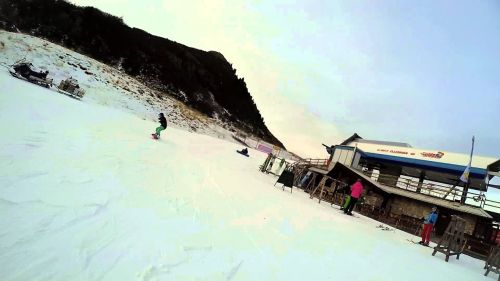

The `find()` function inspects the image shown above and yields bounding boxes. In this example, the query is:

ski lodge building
[299,134,500,256]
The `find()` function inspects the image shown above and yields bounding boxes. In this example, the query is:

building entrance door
[435,210,451,236]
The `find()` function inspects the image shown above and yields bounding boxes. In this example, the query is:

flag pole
[460,136,475,204]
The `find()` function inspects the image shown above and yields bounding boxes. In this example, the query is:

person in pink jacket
[344,179,364,215]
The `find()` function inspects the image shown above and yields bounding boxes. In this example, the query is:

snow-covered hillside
[0,30,241,141]
[0,68,493,280]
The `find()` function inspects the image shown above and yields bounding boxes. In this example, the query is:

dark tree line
[0,0,284,147]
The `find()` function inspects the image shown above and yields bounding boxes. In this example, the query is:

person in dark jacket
[155,113,167,138]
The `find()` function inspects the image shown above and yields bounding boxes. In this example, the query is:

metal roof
[489,159,500,173]
[353,139,412,148]
[339,133,363,145]
[338,133,411,147]
[345,142,498,191]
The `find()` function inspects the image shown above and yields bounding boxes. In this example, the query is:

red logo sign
[421,151,444,159]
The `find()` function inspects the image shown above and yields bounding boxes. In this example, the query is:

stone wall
[363,193,384,207]
[390,196,477,234]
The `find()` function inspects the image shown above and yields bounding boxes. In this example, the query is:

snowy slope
[0,71,493,280]
[0,30,242,141]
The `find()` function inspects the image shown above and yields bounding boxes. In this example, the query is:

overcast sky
[71,0,500,161]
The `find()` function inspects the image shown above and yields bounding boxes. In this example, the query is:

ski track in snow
[226,260,244,281]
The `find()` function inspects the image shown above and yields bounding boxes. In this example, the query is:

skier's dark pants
[344,197,359,214]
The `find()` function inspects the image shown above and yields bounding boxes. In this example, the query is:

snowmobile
[57,77,85,99]
[9,61,53,88]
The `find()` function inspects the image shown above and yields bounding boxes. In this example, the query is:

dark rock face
[0,0,284,148]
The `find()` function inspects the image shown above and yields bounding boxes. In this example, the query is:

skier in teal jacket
[419,206,438,246]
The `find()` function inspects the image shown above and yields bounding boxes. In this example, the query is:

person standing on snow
[339,180,351,210]
[279,158,286,169]
[419,206,438,246]
[155,113,167,138]
[299,171,312,188]
[267,154,275,173]
[344,179,364,215]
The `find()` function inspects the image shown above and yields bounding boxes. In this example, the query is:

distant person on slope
[419,206,438,246]
[154,113,167,139]
[344,179,364,216]
[237,148,249,156]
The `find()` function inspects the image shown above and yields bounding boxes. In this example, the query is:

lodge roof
[338,133,412,147]
[339,133,362,145]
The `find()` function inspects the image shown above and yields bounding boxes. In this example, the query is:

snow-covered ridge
[0,30,240,141]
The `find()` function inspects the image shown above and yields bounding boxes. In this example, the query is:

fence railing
[295,158,330,169]
[361,171,500,211]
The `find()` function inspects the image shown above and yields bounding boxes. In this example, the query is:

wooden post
[442,179,461,199]
[310,174,325,199]
[306,173,317,194]
[293,166,306,187]
[416,171,425,193]
[461,181,470,205]
[317,177,329,203]
[331,181,338,206]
